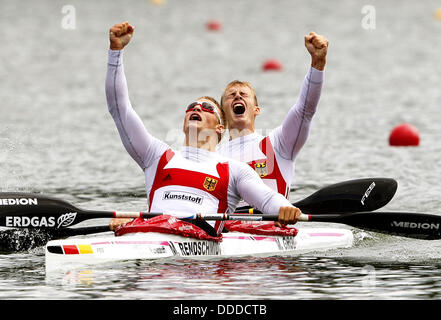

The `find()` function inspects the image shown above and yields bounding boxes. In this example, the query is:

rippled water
[3,237,441,300]
[1,0,441,302]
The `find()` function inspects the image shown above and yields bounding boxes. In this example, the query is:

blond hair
[220,80,258,108]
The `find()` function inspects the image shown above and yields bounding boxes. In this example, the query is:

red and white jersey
[148,149,229,214]
[218,66,324,201]
[218,133,292,199]
[143,146,293,234]
[105,50,293,235]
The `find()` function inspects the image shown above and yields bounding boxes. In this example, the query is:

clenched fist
[275,206,302,227]
[305,32,329,70]
[109,22,134,50]
[109,218,133,231]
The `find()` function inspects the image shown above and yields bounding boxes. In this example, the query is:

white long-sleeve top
[218,66,324,199]
[105,50,293,229]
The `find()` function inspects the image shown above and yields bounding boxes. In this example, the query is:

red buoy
[389,123,420,146]
[206,20,222,31]
[262,59,283,71]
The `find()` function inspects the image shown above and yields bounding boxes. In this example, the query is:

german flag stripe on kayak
[47,244,94,255]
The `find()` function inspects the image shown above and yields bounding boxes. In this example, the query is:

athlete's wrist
[110,44,124,50]
[311,57,326,71]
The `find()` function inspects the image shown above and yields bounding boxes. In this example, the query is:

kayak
[45,226,353,272]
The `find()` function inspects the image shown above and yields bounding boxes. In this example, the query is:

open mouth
[189,113,202,121]
[233,102,246,115]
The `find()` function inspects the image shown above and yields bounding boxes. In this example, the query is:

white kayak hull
[45,227,353,271]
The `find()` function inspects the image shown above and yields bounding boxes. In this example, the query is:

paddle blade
[293,178,398,214]
[0,192,84,229]
[311,211,441,240]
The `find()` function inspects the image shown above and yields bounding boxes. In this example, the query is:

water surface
[1,0,441,301]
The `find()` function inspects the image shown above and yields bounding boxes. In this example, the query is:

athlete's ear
[254,106,261,117]
[216,124,225,135]
[216,124,225,144]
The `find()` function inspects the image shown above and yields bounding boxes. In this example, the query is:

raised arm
[105,22,168,170]
[271,32,328,161]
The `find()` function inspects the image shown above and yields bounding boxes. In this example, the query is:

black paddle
[48,211,441,240]
[0,178,397,231]
[303,211,441,240]
[4,210,440,241]
[235,177,397,214]
[203,211,441,240]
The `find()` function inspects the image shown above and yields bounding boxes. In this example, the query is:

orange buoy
[389,123,420,146]
[262,59,283,71]
[150,0,166,5]
[435,8,441,20]
[206,20,222,31]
